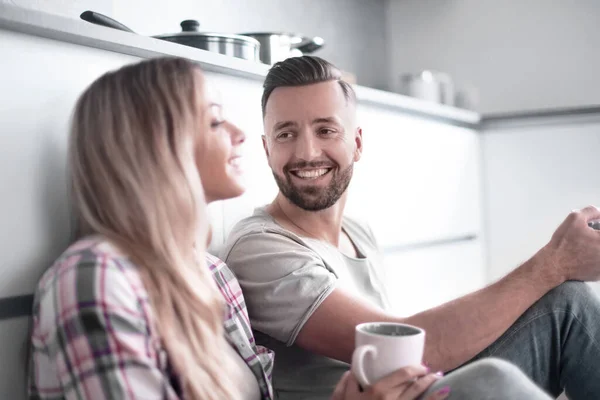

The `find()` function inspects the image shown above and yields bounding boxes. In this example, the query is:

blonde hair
[69,57,240,400]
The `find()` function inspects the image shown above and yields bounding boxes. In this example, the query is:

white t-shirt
[220,207,390,400]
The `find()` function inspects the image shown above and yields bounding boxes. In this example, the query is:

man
[220,56,600,399]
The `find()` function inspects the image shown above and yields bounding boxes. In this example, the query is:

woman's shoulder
[29,237,168,399]
[32,236,150,335]
[37,236,142,292]
[205,253,245,307]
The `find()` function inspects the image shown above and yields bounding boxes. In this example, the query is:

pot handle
[80,10,135,33]
[294,36,325,54]
[180,20,201,32]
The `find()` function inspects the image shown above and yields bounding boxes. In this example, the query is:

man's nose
[295,132,321,161]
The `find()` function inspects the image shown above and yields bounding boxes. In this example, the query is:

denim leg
[468,281,600,400]
[420,358,552,400]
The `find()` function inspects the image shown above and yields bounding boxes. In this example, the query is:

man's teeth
[295,168,329,179]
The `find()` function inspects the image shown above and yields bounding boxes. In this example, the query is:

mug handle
[352,345,377,387]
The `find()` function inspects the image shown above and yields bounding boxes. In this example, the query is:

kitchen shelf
[0,3,481,128]
[0,3,480,128]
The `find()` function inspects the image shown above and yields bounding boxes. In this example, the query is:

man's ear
[354,127,363,162]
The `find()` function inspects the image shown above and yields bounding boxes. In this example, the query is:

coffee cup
[351,322,426,386]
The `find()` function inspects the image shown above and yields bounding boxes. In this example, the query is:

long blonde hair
[69,57,240,400]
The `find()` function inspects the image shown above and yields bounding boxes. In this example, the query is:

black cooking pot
[80,11,261,62]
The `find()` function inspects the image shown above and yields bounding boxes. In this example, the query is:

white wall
[385,0,600,115]
[1,0,388,89]
[0,28,144,398]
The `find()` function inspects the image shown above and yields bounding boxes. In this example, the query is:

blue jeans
[468,281,600,399]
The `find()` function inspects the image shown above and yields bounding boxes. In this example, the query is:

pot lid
[155,20,260,46]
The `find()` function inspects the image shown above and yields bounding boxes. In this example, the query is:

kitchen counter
[481,105,600,130]
[0,3,480,128]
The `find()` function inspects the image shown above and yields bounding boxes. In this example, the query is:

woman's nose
[226,121,246,145]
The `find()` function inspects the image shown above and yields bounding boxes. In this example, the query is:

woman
[27,57,546,400]
[27,57,259,400]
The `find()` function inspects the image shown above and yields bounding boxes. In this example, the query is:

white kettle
[398,71,455,106]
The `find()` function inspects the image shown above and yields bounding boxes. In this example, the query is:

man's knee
[439,358,549,399]
[438,358,529,394]
[467,358,524,381]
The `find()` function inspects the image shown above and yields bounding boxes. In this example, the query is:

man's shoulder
[219,207,317,266]
[222,207,283,251]
[228,207,274,237]
[221,207,291,255]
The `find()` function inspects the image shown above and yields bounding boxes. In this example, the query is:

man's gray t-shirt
[220,207,391,399]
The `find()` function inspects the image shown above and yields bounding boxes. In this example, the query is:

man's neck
[267,193,347,247]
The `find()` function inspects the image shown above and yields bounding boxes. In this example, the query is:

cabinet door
[348,107,481,247]
[346,106,483,250]
[483,117,600,283]
[382,240,486,317]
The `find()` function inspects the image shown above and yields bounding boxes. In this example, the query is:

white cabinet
[343,105,486,315]
[482,115,600,295]
[383,239,486,317]
[346,105,483,249]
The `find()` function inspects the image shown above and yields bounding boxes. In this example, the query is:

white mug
[351,322,426,387]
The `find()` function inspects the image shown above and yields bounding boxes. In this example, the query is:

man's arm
[297,251,556,372]
[296,207,600,372]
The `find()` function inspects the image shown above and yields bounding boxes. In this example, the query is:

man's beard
[273,161,354,211]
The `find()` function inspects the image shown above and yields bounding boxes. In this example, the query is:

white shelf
[355,85,480,127]
[0,3,481,128]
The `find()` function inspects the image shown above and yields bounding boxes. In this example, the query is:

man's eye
[319,128,335,135]
[211,120,225,128]
[277,132,292,140]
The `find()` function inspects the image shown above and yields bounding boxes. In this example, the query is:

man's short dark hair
[261,56,356,117]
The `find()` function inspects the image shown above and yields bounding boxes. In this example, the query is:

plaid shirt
[28,237,274,399]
